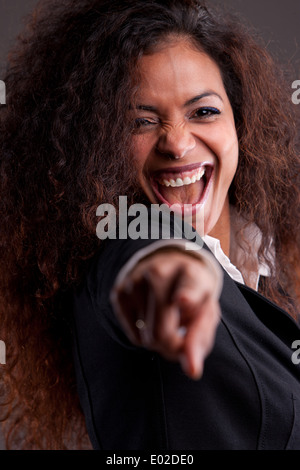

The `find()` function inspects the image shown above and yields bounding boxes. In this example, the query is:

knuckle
[154,328,171,346]
[147,325,173,349]
[146,262,167,279]
[180,263,197,280]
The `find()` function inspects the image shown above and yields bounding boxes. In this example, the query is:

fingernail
[179,352,203,380]
[191,347,205,379]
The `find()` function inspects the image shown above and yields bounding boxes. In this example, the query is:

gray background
[1,0,300,77]
[0,0,300,450]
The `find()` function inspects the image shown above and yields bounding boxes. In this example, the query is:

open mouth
[150,162,214,215]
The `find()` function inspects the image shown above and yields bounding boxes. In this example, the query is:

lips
[150,162,214,214]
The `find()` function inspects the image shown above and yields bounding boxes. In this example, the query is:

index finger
[179,296,221,379]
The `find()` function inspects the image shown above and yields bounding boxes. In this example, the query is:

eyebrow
[184,92,223,106]
[135,92,223,111]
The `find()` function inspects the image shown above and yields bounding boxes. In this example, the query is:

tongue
[158,179,204,206]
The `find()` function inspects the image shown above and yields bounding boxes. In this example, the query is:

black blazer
[71,236,300,450]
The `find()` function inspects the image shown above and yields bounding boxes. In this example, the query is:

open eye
[190,107,221,119]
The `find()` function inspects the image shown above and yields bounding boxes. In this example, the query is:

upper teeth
[159,167,205,187]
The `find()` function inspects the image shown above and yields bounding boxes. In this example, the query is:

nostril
[155,128,196,160]
[155,146,183,160]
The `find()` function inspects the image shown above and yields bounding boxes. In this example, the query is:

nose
[155,124,196,160]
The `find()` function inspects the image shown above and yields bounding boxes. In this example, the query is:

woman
[0,0,299,450]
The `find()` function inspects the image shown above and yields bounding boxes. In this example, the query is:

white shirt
[203,231,272,291]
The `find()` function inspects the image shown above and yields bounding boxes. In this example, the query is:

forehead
[136,40,226,103]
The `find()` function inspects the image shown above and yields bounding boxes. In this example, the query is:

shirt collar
[203,207,274,291]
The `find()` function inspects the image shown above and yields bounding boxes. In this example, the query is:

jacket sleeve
[73,210,222,350]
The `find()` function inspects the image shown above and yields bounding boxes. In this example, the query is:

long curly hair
[0,0,299,449]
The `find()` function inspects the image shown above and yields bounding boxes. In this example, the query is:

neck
[207,198,231,258]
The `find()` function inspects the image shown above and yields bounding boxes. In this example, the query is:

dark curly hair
[0,0,299,449]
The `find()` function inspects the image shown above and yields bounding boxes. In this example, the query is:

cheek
[223,140,239,180]
[219,154,239,193]
[228,138,239,180]
[208,127,239,182]
[130,136,153,170]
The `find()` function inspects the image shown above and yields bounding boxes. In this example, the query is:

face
[130,39,239,238]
